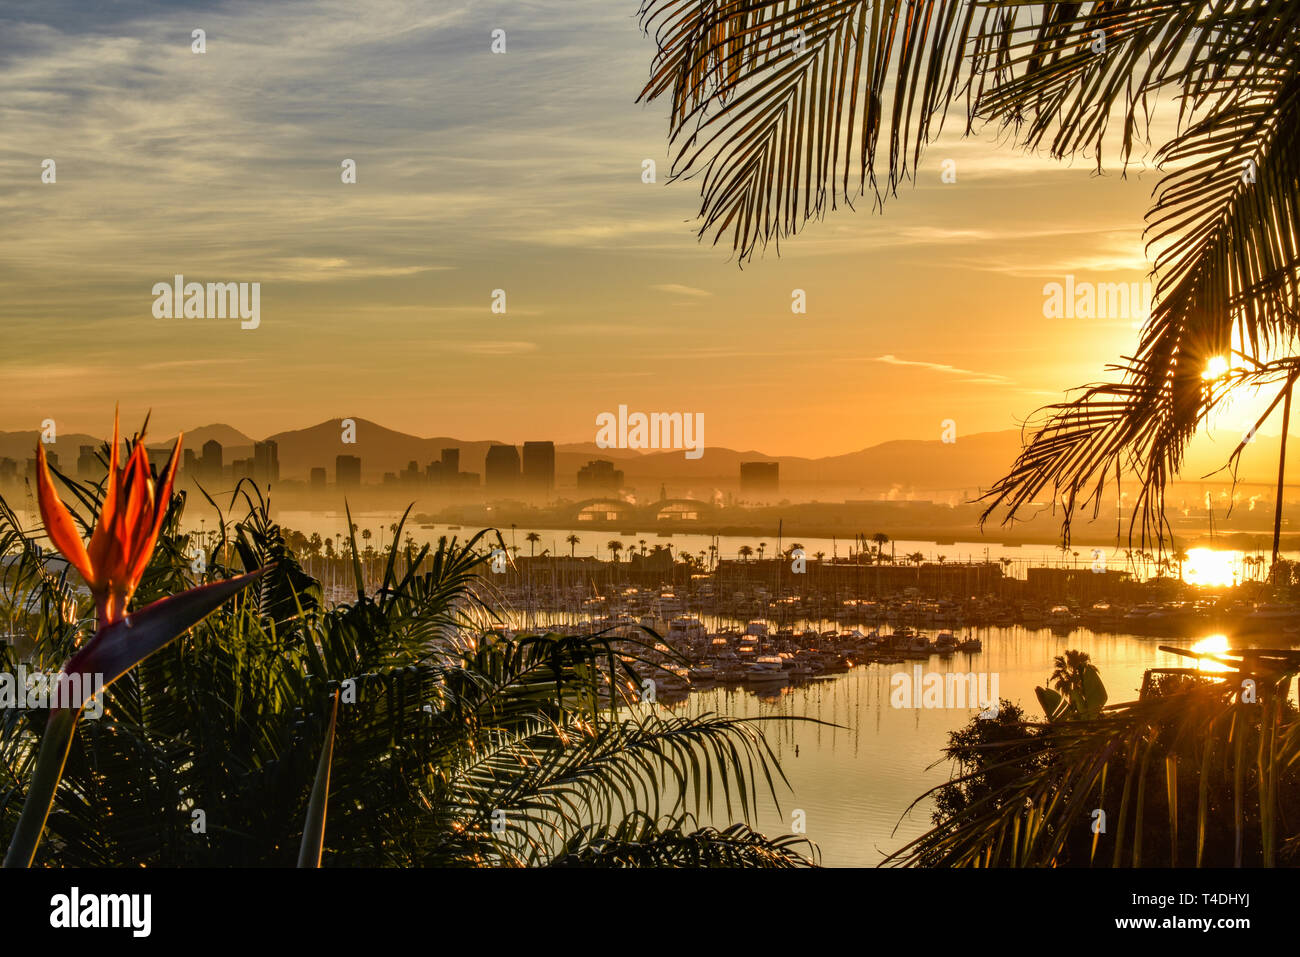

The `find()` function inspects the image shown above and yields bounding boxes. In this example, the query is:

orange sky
[1,0,1252,459]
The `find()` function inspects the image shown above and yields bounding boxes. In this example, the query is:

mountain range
[1,418,1293,495]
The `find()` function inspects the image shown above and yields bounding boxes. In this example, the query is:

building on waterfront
[182,448,199,478]
[253,440,280,486]
[739,460,779,495]
[201,440,223,484]
[484,444,521,492]
[336,454,361,488]
[309,467,327,491]
[231,458,254,482]
[522,441,555,495]
[577,459,623,492]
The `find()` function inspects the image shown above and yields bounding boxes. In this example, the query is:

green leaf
[1035,686,1065,723]
[3,568,264,868]
[299,690,340,868]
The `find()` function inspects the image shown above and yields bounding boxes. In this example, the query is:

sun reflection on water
[1189,633,1234,672]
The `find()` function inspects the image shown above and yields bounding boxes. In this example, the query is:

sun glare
[1181,547,1237,587]
[1202,355,1230,379]
[1190,634,1234,673]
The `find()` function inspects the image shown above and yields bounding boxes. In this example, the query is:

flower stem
[3,706,80,868]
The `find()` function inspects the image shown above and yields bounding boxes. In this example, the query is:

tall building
[77,445,100,480]
[484,444,521,492]
[231,458,254,482]
[739,461,779,495]
[425,461,443,484]
[183,448,199,478]
[0,458,17,484]
[253,440,280,485]
[522,441,555,494]
[336,454,361,488]
[309,467,327,491]
[440,448,459,480]
[577,459,623,492]
[401,460,421,485]
[201,440,223,484]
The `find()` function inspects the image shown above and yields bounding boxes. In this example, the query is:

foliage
[0,480,813,867]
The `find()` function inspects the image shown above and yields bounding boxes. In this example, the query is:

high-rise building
[402,460,421,485]
[522,441,555,494]
[253,440,280,486]
[335,454,361,488]
[201,440,224,484]
[0,458,17,484]
[484,444,521,491]
[231,458,254,482]
[309,467,327,491]
[739,461,779,495]
[183,448,199,478]
[577,459,623,492]
[440,448,459,480]
[425,461,443,484]
[77,445,100,480]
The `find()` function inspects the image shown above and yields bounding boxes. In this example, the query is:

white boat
[745,655,788,683]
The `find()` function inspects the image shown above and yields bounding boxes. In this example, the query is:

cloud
[866,354,1015,384]
[650,283,712,297]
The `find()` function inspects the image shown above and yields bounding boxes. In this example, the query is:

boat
[745,656,789,683]
[956,635,982,652]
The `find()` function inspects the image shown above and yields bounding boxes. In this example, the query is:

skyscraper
[253,440,280,485]
[484,444,521,492]
[739,461,779,495]
[440,447,459,480]
[522,441,555,495]
[336,454,361,488]
[201,440,224,484]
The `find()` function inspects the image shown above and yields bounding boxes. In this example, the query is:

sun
[1181,547,1237,587]
[1202,355,1230,379]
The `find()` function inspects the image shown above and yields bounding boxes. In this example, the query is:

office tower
[310,467,327,491]
[484,444,521,491]
[521,441,555,494]
[440,448,459,480]
[77,445,100,480]
[201,440,224,484]
[335,454,361,488]
[253,440,280,485]
[576,459,623,492]
[739,461,779,494]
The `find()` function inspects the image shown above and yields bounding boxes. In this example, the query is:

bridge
[571,497,719,525]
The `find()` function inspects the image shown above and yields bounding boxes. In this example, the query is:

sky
[0,0,1262,458]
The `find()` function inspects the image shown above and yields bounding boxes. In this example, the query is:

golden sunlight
[1202,355,1230,379]
[1190,634,1234,673]
[1181,547,1237,587]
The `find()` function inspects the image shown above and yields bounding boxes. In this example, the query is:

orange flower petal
[34,443,96,585]
[127,436,182,586]
[87,408,122,570]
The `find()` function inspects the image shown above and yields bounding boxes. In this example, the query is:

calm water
[657,626,1237,867]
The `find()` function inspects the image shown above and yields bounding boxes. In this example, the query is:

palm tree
[525,532,541,557]
[757,542,767,561]
[871,533,889,565]
[607,540,624,562]
[738,545,754,562]
[566,533,580,558]
[639,538,647,556]
[0,491,813,867]
[638,0,1300,558]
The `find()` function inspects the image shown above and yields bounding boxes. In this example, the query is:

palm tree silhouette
[525,532,541,557]
[566,533,580,558]
[738,545,754,562]
[638,1,1300,557]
